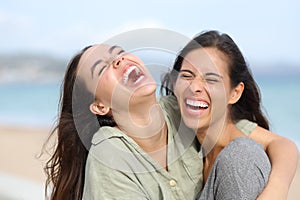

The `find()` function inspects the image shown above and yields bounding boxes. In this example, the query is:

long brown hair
[161,30,269,130]
[44,46,116,200]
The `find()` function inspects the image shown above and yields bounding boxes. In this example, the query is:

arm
[249,126,299,199]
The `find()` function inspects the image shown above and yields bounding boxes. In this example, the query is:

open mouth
[185,99,209,110]
[122,65,145,86]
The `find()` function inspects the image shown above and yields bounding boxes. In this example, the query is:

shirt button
[169,180,177,187]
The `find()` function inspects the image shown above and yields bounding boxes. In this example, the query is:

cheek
[95,76,115,104]
[174,79,189,99]
[208,84,229,116]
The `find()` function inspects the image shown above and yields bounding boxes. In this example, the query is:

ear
[89,102,110,116]
[228,82,244,105]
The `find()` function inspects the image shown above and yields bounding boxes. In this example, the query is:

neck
[131,122,167,149]
[198,119,246,184]
[196,117,227,155]
[197,119,244,153]
[138,123,168,170]
[113,94,168,169]
[129,94,159,125]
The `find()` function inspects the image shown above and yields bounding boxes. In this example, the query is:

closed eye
[205,77,220,83]
[179,69,195,80]
[98,64,108,76]
[204,73,223,83]
[91,59,103,78]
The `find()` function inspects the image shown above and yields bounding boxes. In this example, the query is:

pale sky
[1,0,299,68]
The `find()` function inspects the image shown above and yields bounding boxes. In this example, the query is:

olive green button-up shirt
[83,96,203,200]
[82,96,256,200]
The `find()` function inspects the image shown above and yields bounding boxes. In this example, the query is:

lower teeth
[134,75,144,84]
[188,105,207,109]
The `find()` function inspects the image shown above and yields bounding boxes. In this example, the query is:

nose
[112,56,125,68]
[189,77,205,93]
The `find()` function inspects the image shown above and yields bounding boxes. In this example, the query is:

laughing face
[77,44,156,116]
[174,47,236,132]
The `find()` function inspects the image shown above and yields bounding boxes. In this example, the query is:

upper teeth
[186,99,208,108]
[123,65,140,85]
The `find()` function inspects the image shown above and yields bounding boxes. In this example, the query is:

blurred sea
[0,75,299,148]
[0,82,61,128]
[256,75,300,148]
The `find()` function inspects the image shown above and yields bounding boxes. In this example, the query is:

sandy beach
[0,125,51,200]
[0,125,299,199]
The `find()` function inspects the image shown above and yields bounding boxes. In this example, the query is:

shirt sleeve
[235,119,257,135]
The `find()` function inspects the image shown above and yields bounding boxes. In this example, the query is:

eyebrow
[109,45,125,56]
[91,59,103,78]
[90,46,125,78]
[179,69,196,76]
[109,45,121,53]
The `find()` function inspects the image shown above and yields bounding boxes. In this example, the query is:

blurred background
[0,0,299,199]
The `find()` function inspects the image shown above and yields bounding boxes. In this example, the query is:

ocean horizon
[0,75,299,149]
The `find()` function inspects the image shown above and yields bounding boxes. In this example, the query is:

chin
[134,82,157,96]
[182,114,210,131]
[181,117,199,130]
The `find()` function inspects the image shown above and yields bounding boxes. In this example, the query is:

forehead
[76,44,115,93]
[183,47,229,74]
[79,44,113,67]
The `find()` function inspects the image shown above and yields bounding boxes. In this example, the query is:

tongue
[128,69,139,83]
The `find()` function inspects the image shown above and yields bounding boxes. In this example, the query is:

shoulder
[218,137,266,163]
[89,127,129,158]
[90,126,139,151]
[87,127,141,171]
[206,138,271,199]
[91,126,124,144]
[222,137,263,154]
[215,137,271,176]
[87,127,159,174]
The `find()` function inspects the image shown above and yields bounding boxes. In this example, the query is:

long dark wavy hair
[161,30,269,130]
[44,45,116,200]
